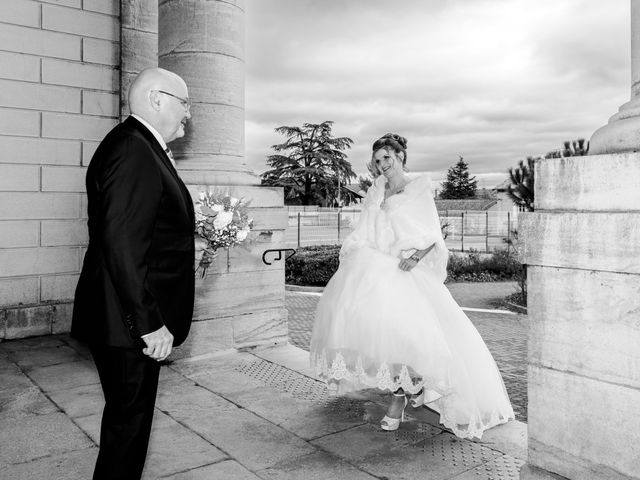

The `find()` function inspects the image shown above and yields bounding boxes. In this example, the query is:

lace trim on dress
[312,350,514,440]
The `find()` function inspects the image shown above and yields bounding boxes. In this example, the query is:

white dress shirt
[130,114,176,168]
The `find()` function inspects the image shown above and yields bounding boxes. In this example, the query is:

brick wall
[0,0,120,340]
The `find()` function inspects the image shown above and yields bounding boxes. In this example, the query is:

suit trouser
[90,344,161,480]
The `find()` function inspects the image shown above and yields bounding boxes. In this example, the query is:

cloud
[245,0,630,187]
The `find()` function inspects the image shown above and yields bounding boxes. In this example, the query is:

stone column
[589,2,640,154]
[519,2,640,479]
[158,0,287,356]
[120,0,158,118]
[158,0,256,186]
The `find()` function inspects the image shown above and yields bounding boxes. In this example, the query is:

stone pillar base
[589,114,640,155]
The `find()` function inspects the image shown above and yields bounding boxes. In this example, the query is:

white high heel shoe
[380,392,408,431]
[409,388,425,408]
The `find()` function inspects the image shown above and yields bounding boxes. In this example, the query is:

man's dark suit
[72,116,195,479]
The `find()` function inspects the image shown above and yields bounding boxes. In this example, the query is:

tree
[544,138,589,159]
[507,156,535,212]
[439,156,477,199]
[260,121,355,206]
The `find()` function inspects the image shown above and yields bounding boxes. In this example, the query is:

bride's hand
[398,255,420,271]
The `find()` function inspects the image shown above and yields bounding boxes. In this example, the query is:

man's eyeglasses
[154,90,192,111]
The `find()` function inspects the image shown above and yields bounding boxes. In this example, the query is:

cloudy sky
[245,0,630,188]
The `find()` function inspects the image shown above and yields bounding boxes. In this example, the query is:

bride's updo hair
[368,133,408,177]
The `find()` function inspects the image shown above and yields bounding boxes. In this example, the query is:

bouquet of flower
[195,190,253,277]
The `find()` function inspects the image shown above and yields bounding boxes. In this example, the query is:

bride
[310,133,514,439]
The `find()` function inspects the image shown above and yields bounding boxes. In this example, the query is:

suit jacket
[72,116,196,348]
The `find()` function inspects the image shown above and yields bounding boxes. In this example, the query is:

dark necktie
[164,147,176,167]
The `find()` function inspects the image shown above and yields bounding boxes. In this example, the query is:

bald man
[72,68,195,480]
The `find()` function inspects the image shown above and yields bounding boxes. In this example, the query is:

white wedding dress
[310,175,514,439]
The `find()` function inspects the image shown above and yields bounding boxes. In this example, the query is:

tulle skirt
[310,246,514,439]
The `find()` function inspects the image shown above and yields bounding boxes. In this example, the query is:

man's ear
[149,90,162,112]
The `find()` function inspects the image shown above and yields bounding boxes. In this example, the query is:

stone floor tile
[157,382,317,470]
[1,336,66,352]
[141,411,227,479]
[230,385,368,440]
[0,384,58,421]
[8,344,83,368]
[168,351,254,379]
[355,433,502,480]
[470,419,528,461]
[252,344,319,379]
[0,362,33,392]
[448,454,524,479]
[160,460,261,480]
[25,359,100,393]
[74,412,101,443]
[0,412,93,465]
[3,447,98,480]
[312,420,442,463]
[258,451,378,480]
[59,334,93,359]
[181,364,272,398]
[47,382,104,418]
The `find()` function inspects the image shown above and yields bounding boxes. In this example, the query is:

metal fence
[285,207,518,252]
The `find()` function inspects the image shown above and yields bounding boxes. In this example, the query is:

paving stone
[3,447,97,480]
[183,362,272,398]
[168,351,255,379]
[75,408,230,480]
[157,382,317,470]
[1,335,66,352]
[160,460,260,480]
[0,362,33,392]
[47,382,104,418]
[141,411,227,480]
[312,421,442,463]
[470,419,528,461]
[253,343,318,379]
[449,453,525,479]
[60,334,93,359]
[356,433,502,480]
[0,411,93,465]
[25,359,100,392]
[0,384,58,421]
[258,451,378,480]
[8,344,83,368]
[230,384,368,441]
[74,412,101,443]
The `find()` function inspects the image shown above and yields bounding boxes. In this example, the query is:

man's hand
[141,326,174,361]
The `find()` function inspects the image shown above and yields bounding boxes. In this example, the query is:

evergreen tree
[439,156,478,199]
[260,121,355,205]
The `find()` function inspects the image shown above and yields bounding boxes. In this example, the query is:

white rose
[213,210,233,229]
[211,204,224,213]
[237,228,249,241]
[230,197,239,207]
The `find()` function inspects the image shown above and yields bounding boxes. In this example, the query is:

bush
[285,245,342,286]
[446,249,523,282]
[286,245,524,286]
